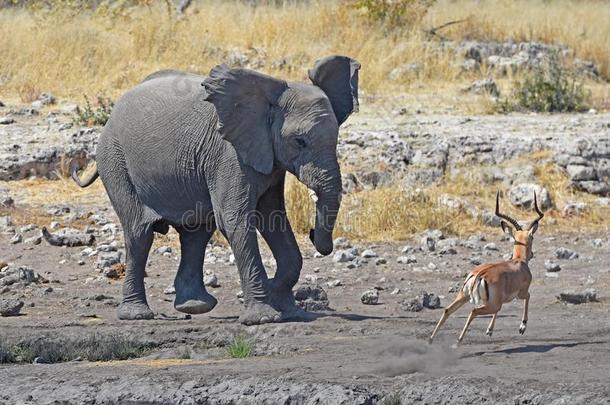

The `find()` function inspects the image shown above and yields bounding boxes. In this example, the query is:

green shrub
[226,334,253,359]
[496,55,590,113]
[73,94,114,126]
[353,0,435,30]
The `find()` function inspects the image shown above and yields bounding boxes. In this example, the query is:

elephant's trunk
[301,165,342,256]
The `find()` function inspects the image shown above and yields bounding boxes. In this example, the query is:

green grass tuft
[226,335,253,359]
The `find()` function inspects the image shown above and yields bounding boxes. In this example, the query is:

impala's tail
[463,274,489,305]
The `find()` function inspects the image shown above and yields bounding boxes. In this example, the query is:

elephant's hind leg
[117,224,155,320]
[174,225,218,315]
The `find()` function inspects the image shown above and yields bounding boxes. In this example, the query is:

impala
[429,192,544,344]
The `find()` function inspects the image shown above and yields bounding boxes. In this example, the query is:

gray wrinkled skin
[80,56,359,325]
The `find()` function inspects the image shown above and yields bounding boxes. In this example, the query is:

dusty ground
[1,223,609,403]
[1,107,610,404]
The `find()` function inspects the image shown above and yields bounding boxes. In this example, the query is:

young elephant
[73,56,360,325]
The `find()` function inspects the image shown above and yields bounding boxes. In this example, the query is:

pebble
[375,258,387,265]
[360,289,379,305]
[163,285,176,295]
[397,255,417,264]
[544,260,561,272]
[555,247,579,260]
[333,250,355,263]
[361,249,378,258]
[557,289,598,304]
[483,243,498,251]
[203,272,219,288]
[326,279,342,288]
[0,299,24,316]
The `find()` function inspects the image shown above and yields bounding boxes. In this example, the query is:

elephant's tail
[71,162,99,188]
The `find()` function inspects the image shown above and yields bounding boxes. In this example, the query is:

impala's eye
[295,137,307,148]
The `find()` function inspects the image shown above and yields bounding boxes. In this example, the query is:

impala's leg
[486,313,498,337]
[429,293,468,343]
[519,292,530,335]
[457,305,500,343]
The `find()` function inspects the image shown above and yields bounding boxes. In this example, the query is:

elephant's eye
[295,137,307,149]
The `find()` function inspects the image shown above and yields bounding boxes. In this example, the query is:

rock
[563,201,588,216]
[294,285,330,311]
[332,250,355,263]
[0,299,24,316]
[544,260,561,272]
[0,116,15,125]
[577,181,609,195]
[401,245,415,254]
[163,285,176,295]
[23,235,42,245]
[557,289,598,304]
[36,92,55,106]
[420,236,435,252]
[461,58,480,72]
[403,291,441,311]
[333,237,352,249]
[566,165,597,181]
[360,289,379,305]
[358,171,391,189]
[59,104,79,115]
[375,258,387,265]
[204,272,219,288]
[96,251,122,269]
[9,233,22,244]
[484,243,498,251]
[42,227,95,247]
[388,62,422,81]
[401,298,423,312]
[0,266,42,286]
[463,78,499,97]
[326,279,342,288]
[555,247,579,260]
[361,249,378,258]
[0,188,14,208]
[155,246,172,254]
[508,183,552,210]
[422,292,441,309]
[397,255,417,264]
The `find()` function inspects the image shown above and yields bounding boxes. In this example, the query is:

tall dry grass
[0,0,607,104]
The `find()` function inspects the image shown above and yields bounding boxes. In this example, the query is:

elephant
[72,55,360,325]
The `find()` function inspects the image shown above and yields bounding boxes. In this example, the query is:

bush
[73,94,114,126]
[496,55,591,113]
[353,0,435,30]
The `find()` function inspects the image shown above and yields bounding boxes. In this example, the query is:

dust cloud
[371,336,458,377]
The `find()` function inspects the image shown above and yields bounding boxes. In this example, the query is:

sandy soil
[1,224,609,404]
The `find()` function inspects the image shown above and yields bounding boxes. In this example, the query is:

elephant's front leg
[256,178,308,320]
[215,198,281,325]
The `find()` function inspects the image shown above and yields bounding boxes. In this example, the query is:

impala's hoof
[486,329,493,337]
[519,320,527,335]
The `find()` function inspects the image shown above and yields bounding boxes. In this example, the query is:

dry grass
[0,0,607,110]
[2,157,608,244]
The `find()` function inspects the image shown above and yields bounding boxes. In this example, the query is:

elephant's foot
[239,301,281,326]
[174,289,217,315]
[272,288,315,322]
[117,301,155,320]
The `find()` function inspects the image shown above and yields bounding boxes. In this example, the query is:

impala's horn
[528,192,544,230]
[495,191,522,230]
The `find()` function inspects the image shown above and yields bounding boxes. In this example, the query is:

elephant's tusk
[308,189,318,203]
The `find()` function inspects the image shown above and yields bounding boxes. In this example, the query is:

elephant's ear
[202,64,287,175]
[308,55,361,126]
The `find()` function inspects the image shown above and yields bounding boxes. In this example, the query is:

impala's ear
[501,221,514,239]
[528,221,539,236]
[308,55,360,126]
[202,65,288,174]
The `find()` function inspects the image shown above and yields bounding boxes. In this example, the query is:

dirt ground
[1,221,609,403]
